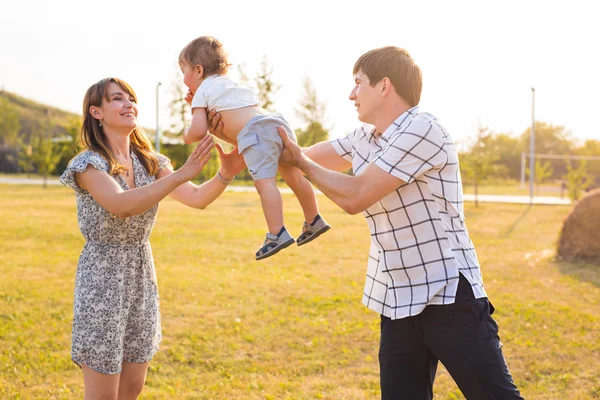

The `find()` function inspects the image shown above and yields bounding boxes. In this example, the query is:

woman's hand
[185,89,194,106]
[215,143,245,180]
[175,135,214,182]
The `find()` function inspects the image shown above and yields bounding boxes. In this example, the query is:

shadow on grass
[555,259,600,288]
[502,205,532,238]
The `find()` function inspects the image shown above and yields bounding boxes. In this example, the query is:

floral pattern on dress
[60,149,171,374]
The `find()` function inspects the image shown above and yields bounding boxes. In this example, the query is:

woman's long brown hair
[79,77,159,176]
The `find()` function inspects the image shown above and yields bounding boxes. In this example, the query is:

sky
[1,0,598,148]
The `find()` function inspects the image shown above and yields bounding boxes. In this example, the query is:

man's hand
[277,126,307,168]
[207,109,223,136]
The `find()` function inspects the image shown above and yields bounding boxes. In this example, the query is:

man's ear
[195,64,204,78]
[381,77,392,96]
[89,106,102,120]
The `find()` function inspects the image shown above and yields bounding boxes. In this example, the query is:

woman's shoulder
[68,150,109,172]
[60,150,109,191]
[153,152,172,171]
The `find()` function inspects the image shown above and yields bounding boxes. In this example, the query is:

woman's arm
[164,142,246,209]
[76,136,214,218]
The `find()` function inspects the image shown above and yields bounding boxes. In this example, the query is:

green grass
[0,185,599,399]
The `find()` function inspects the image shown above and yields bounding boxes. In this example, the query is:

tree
[526,159,554,195]
[459,127,498,207]
[576,139,600,177]
[480,132,523,180]
[563,160,594,201]
[295,77,329,147]
[238,56,280,113]
[168,72,191,138]
[0,97,21,147]
[54,117,82,174]
[17,139,33,176]
[520,122,574,179]
[31,110,62,187]
[254,56,280,113]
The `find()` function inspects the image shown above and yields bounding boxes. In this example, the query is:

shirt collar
[379,105,420,141]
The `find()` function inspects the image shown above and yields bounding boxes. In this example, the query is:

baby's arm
[184,107,209,144]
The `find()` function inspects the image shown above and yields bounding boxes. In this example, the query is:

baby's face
[180,61,202,91]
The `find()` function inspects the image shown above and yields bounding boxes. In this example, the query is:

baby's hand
[184,89,194,106]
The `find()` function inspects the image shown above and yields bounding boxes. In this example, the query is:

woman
[60,77,244,400]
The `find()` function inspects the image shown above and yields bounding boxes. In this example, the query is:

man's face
[349,70,382,124]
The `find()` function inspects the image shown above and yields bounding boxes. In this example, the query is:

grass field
[0,185,599,399]
[0,174,574,197]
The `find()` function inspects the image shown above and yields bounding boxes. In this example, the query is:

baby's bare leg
[278,163,319,223]
[254,177,284,235]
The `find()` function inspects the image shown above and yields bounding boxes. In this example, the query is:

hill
[0,89,157,140]
[0,89,82,140]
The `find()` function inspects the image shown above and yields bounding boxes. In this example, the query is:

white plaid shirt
[331,106,487,320]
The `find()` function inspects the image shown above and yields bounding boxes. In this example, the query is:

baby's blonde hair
[179,36,230,77]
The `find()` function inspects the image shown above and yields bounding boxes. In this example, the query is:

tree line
[460,125,600,202]
[0,62,598,199]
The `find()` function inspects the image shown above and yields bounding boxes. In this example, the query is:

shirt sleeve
[191,86,208,109]
[330,127,360,163]
[155,153,172,172]
[59,151,108,193]
[374,119,447,184]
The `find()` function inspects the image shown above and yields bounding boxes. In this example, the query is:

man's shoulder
[406,111,438,128]
[349,124,377,140]
[403,111,450,140]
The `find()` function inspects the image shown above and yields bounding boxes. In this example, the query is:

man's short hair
[353,46,422,107]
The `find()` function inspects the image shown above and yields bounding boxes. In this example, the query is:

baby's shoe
[255,226,295,260]
[296,214,331,246]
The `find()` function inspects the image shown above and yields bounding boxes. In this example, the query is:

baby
[179,36,330,260]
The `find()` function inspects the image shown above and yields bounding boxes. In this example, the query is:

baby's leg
[278,163,318,223]
[254,177,284,235]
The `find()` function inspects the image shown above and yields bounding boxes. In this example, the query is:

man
[276,47,523,400]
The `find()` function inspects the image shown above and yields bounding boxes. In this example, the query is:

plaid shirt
[331,106,487,320]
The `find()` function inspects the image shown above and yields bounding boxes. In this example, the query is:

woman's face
[91,82,138,132]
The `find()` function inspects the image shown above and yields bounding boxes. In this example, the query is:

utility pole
[155,82,162,152]
[529,88,535,205]
[520,152,526,187]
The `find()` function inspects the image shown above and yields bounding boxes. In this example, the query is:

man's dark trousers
[379,274,523,399]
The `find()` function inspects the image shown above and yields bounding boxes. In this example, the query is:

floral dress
[60,149,171,374]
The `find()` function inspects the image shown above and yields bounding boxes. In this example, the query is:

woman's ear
[89,106,102,120]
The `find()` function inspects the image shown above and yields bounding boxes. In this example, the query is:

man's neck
[373,99,411,134]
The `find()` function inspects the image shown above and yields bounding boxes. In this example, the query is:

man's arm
[277,127,404,215]
[303,141,352,172]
